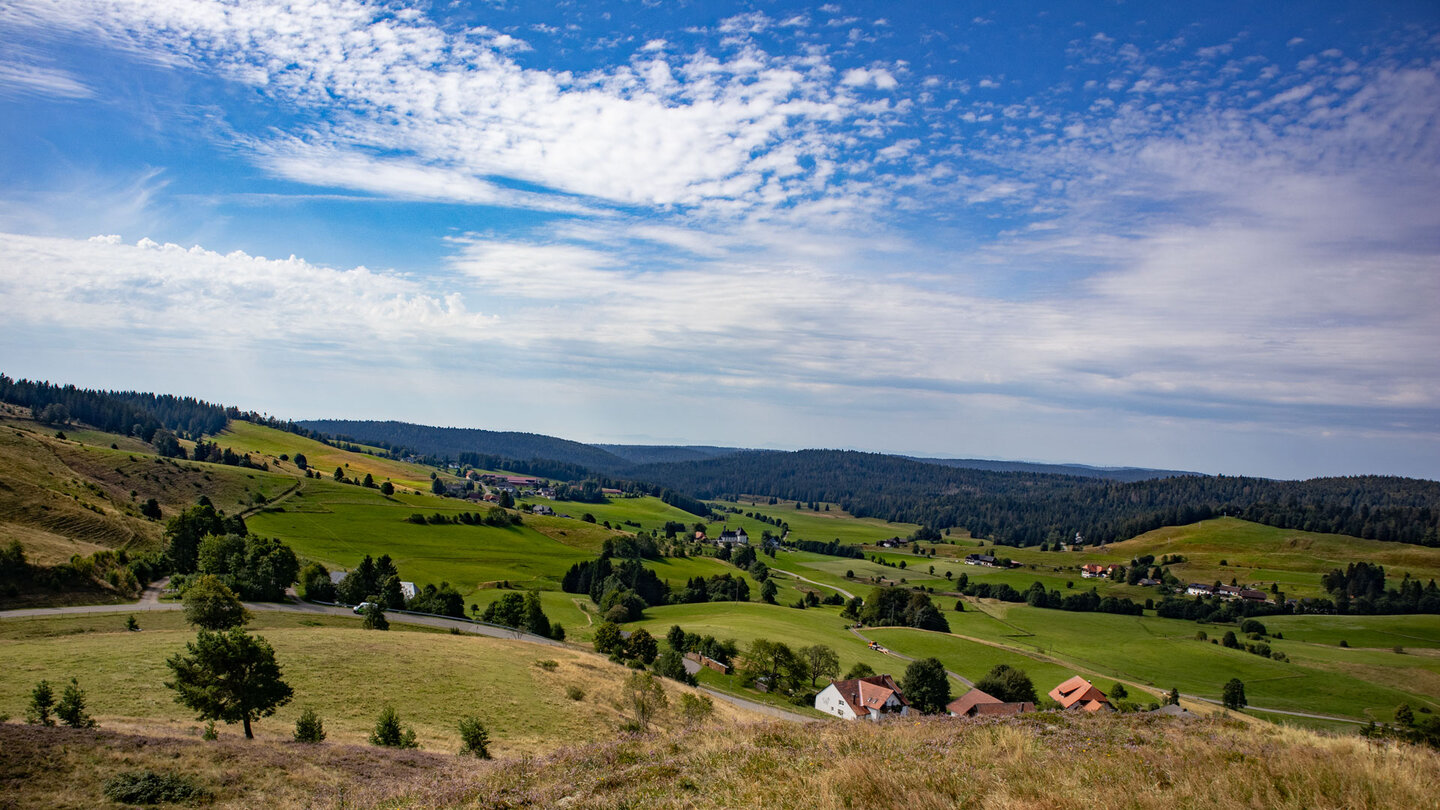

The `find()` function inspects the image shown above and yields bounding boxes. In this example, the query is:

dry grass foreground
[3,712,1437,809]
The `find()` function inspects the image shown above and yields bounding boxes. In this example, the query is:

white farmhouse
[814,674,909,721]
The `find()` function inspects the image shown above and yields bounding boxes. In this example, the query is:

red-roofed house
[946,687,1035,718]
[1048,676,1114,712]
[1081,564,1106,579]
[815,674,910,721]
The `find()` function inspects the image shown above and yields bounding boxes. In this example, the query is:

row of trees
[1320,563,1440,614]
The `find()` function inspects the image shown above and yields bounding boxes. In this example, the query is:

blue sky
[1,1,1438,480]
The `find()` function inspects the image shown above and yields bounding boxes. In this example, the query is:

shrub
[535,659,559,671]
[1221,631,1239,649]
[1240,619,1266,636]
[103,770,209,804]
[458,716,492,758]
[679,693,715,726]
[369,706,418,749]
[293,708,325,743]
[565,685,586,701]
[126,615,139,631]
[1194,630,1208,642]
[202,720,218,740]
[1110,682,1128,700]
[1338,639,1349,648]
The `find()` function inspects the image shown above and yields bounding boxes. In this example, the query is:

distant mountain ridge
[912,457,1202,482]
[296,419,633,472]
[298,418,1196,483]
[592,444,744,465]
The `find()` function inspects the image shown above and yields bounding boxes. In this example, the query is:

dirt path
[238,481,303,518]
[780,571,854,600]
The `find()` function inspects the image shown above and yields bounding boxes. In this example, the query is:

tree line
[0,374,229,440]
[626,450,1440,548]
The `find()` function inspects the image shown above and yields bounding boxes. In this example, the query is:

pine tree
[56,679,96,728]
[25,680,55,726]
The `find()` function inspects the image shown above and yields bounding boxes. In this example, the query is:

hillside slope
[0,406,290,564]
[2,712,1434,809]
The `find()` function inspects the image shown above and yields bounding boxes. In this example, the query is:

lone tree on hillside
[901,657,952,715]
[800,644,840,687]
[165,628,293,739]
[1222,678,1247,710]
[974,664,1037,705]
[182,575,251,630]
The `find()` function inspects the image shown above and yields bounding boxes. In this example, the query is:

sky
[1,0,1438,481]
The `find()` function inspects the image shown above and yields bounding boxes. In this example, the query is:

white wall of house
[815,684,859,720]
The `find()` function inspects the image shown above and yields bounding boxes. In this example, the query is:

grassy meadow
[943,600,1439,722]
[0,610,759,756]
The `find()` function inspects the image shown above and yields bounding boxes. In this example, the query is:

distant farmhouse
[947,687,1034,718]
[1049,676,1114,712]
[964,553,999,567]
[1185,583,1214,596]
[815,674,910,721]
[716,528,750,546]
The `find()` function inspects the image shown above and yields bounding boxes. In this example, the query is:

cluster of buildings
[815,673,1123,721]
[963,553,1020,568]
[1184,583,1270,602]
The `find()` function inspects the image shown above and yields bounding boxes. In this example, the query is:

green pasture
[214,421,458,491]
[1078,518,1440,600]
[861,627,1079,697]
[245,483,594,600]
[944,601,1435,721]
[1262,614,1440,649]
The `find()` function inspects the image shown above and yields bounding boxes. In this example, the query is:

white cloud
[841,67,898,89]
[9,0,905,217]
[0,59,91,99]
[0,232,484,349]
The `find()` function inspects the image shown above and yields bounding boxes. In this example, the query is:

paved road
[698,687,817,723]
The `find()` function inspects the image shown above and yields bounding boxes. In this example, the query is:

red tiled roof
[946,687,1002,716]
[831,674,907,717]
[1049,675,1112,710]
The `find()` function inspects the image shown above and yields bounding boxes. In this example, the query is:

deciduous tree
[901,657,951,715]
[165,629,293,739]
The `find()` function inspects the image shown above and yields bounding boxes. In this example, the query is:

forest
[627,450,1440,548]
